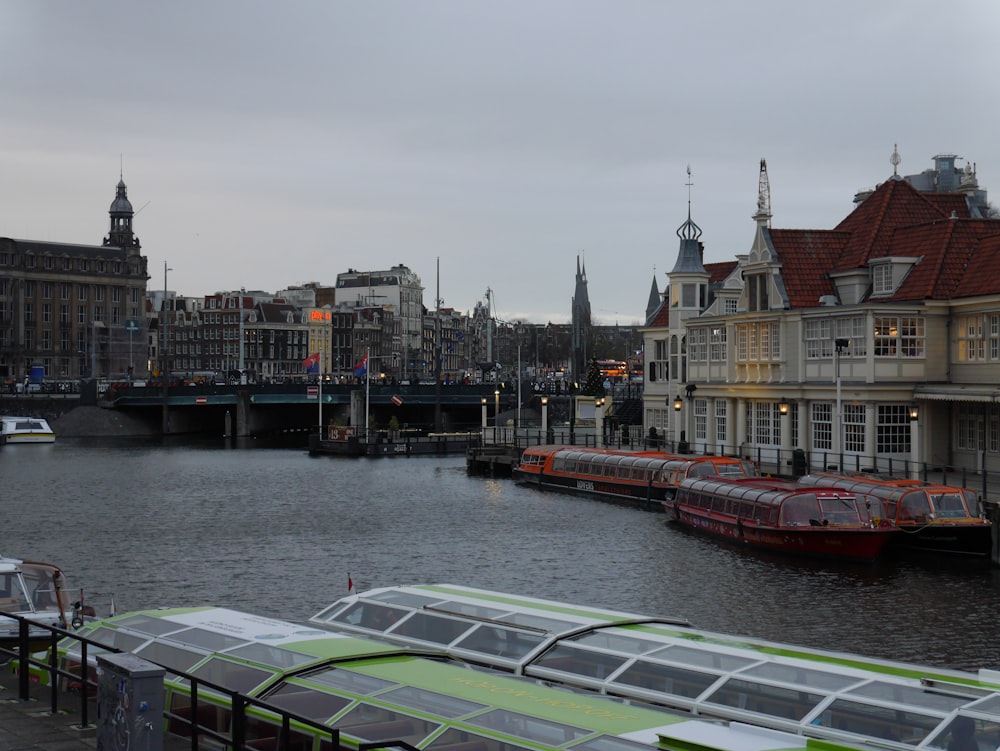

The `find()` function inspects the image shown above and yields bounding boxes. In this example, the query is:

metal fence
[0,612,414,751]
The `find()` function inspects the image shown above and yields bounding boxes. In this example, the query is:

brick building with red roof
[643,154,1000,478]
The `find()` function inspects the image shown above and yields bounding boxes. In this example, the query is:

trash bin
[791,448,807,478]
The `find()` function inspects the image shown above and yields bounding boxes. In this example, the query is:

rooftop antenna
[890,143,901,177]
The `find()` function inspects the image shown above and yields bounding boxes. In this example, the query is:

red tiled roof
[706,260,737,284]
[770,229,849,308]
[764,178,1000,307]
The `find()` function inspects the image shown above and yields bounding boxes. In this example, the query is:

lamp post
[494,389,500,431]
[834,338,849,469]
[909,402,920,480]
[238,287,246,385]
[541,396,549,439]
[161,261,172,435]
[595,397,605,449]
[481,397,488,430]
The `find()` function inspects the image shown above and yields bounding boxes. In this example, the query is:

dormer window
[872,262,893,296]
[747,272,769,312]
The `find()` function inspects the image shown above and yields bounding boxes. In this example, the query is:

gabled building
[644,152,1000,475]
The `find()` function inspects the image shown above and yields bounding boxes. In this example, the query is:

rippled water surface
[3,438,1000,671]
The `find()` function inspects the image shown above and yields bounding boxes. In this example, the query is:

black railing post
[80,640,89,728]
[18,619,29,699]
[48,631,59,714]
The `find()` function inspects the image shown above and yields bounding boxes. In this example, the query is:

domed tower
[104,176,140,253]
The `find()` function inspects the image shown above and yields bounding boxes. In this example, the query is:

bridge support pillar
[237,390,252,437]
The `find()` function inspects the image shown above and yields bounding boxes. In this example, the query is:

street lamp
[673,395,683,411]
[541,396,549,438]
[481,397,488,429]
[909,401,920,480]
[494,389,500,430]
[595,397,605,449]
[778,397,789,415]
[834,338,850,468]
[909,403,919,420]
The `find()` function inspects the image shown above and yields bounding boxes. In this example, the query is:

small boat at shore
[0,556,95,654]
[0,416,55,444]
[309,427,476,457]
[798,472,992,556]
[513,445,756,509]
[665,475,898,561]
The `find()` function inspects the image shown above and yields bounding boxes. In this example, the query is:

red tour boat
[665,476,899,561]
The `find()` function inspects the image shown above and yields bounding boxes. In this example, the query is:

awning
[914,385,1000,403]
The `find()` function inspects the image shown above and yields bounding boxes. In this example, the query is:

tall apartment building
[0,178,149,382]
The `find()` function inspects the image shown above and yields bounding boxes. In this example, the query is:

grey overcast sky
[3,1,998,325]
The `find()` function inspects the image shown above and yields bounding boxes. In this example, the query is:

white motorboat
[0,416,55,444]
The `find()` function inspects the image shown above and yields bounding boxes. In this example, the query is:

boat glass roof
[379,685,488,717]
[303,665,399,695]
[261,681,352,722]
[467,708,593,745]
[189,656,274,694]
[225,642,316,669]
[312,586,1000,751]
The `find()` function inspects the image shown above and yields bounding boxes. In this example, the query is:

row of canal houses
[642,151,1000,477]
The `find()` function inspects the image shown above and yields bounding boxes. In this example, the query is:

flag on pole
[348,573,355,595]
[302,352,320,374]
[391,394,404,406]
[353,353,368,377]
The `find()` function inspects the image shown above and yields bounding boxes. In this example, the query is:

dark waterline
[3,437,1000,671]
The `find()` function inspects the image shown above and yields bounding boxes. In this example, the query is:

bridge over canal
[107,381,525,437]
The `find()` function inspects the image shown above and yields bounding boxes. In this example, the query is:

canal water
[2,437,999,672]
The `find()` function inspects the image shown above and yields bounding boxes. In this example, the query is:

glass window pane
[455,626,546,660]
[847,681,968,712]
[467,709,590,745]
[612,660,719,699]
[337,704,438,746]
[380,685,487,718]
[705,677,823,720]
[388,612,473,645]
[570,631,663,655]
[650,645,756,672]
[134,641,205,673]
[166,627,249,652]
[820,698,942,745]
[226,643,315,669]
[114,614,189,636]
[305,667,397,695]
[740,662,860,691]
[190,657,273,694]
[264,682,352,722]
[533,645,627,680]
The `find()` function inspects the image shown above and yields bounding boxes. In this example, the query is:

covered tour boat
[664,476,898,561]
[42,605,819,751]
[0,415,55,444]
[513,445,756,509]
[313,583,1000,751]
[798,473,991,556]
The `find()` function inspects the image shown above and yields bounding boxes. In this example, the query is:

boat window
[779,494,821,526]
[705,677,824,720]
[847,681,969,712]
[612,659,719,699]
[429,601,514,621]
[532,644,628,680]
[652,645,757,672]
[569,735,654,751]
[739,662,861,691]
[381,685,488,717]
[367,591,448,609]
[568,631,663,655]
[818,496,862,525]
[455,624,547,659]
[425,727,534,751]
[305,666,398,695]
[0,573,30,611]
[924,715,995,751]
[819,697,942,745]
[899,492,932,522]
[165,627,250,652]
[84,626,148,653]
[338,704,438,746]
[328,601,408,632]
[264,681,352,721]
[688,461,720,478]
[134,640,206,673]
[931,493,971,519]
[467,708,591,745]
[190,656,274,694]
[114,614,192,636]
[388,611,473,644]
[504,613,579,632]
[967,694,1000,715]
[226,642,316,669]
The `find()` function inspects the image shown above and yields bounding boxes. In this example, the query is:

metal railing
[0,611,415,750]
